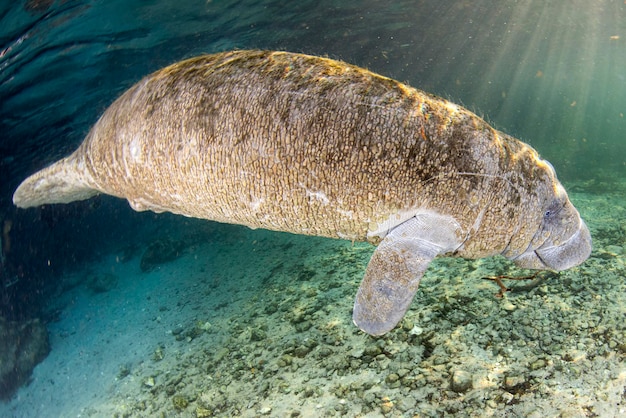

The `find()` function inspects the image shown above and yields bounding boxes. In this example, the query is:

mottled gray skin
[13,50,592,335]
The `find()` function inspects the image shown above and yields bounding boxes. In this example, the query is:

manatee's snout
[533,218,592,270]
[513,213,592,271]
[511,178,592,272]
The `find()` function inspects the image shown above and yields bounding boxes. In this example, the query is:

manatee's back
[13,50,522,244]
[69,51,452,238]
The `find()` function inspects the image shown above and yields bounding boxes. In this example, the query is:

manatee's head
[510,177,591,271]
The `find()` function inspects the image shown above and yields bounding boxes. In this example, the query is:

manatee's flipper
[13,156,98,208]
[353,213,462,336]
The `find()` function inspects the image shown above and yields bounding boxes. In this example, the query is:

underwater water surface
[0,0,625,416]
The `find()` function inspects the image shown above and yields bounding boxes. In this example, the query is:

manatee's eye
[544,199,564,220]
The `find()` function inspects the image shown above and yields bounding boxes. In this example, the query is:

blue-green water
[0,1,624,416]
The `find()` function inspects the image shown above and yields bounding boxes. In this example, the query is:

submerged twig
[482,271,550,298]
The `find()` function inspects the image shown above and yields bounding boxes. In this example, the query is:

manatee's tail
[13,157,99,208]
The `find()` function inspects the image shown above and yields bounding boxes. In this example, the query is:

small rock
[364,345,382,357]
[362,391,375,405]
[402,319,414,332]
[196,406,212,417]
[396,396,417,412]
[560,408,585,418]
[334,401,348,412]
[502,301,516,311]
[317,347,333,358]
[117,364,131,379]
[198,321,212,331]
[385,373,399,384]
[143,376,155,388]
[530,359,546,370]
[396,368,410,378]
[153,346,164,361]
[258,406,272,415]
[380,396,394,413]
[349,347,364,358]
[295,321,312,333]
[504,375,525,389]
[250,328,267,342]
[409,325,424,335]
[450,370,473,392]
[279,354,293,366]
[294,345,312,358]
[302,386,315,397]
[172,395,188,410]
[214,347,229,362]
[501,391,515,404]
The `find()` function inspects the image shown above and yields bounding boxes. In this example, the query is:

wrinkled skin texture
[13,50,592,335]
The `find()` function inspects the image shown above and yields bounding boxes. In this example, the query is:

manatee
[13,50,592,336]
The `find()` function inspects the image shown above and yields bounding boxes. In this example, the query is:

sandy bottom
[1,183,625,418]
